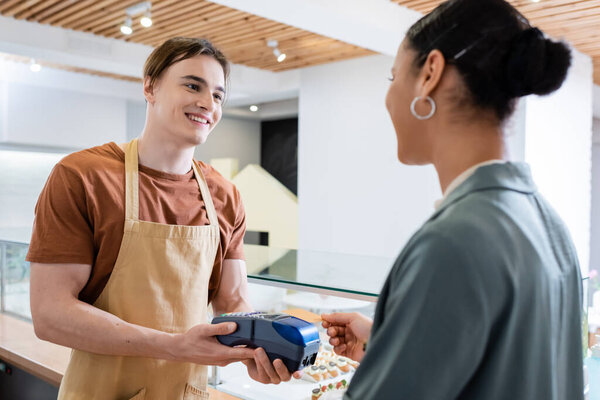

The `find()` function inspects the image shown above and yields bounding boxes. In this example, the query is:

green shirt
[346,162,584,400]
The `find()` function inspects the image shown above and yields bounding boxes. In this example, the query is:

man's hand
[171,322,255,366]
[30,263,254,364]
[241,348,294,384]
[321,312,373,363]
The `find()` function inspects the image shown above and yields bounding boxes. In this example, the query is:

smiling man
[26,37,292,400]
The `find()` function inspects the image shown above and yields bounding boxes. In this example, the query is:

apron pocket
[128,388,146,400]
[183,383,210,400]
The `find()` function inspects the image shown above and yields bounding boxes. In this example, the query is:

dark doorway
[260,118,298,195]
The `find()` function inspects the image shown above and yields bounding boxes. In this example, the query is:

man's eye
[214,93,224,102]
[186,83,199,91]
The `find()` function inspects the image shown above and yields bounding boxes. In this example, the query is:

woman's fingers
[333,343,347,355]
[327,326,345,338]
[321,312,355,325]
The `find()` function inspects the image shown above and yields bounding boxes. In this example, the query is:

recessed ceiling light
[30,59,41,72]
[249,105,259,112]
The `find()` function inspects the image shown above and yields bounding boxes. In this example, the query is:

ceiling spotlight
[273,48,287,63]
[249,105,258,112]
[120,2,152,35]
[30,59,41,72]
[267,39,286,63]
[140,11,152,27]
[120,16,133,35]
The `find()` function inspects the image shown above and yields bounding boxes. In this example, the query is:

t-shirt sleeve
[26,162,95,265]
[223,186,246,260]
[345,231,492,400]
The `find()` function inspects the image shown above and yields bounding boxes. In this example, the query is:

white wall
[524,49,593,274]
[0,58,142,150]
[591,118,600,273]
[298,54,441,259]
[194,117,261,171]
[2,81,127,148]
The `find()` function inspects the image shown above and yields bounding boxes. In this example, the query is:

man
[28,37,292,399]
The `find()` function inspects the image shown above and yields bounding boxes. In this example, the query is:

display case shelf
[244,244,394,302]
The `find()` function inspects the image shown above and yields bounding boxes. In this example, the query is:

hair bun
[505,27,572,98]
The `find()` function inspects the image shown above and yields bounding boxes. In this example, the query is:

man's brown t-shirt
[26,142,246,305]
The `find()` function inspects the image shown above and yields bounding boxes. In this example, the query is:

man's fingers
[273,359,291,381]
[255,348,280,383]
[207,322,238,336]
[226,345,255,360]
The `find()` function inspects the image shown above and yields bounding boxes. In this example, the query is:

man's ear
[417,49,446,98]
[143,76,156,105]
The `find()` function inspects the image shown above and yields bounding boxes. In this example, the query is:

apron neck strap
[124,139,219,226]
[191,160,219,227]
[124,139,140,221]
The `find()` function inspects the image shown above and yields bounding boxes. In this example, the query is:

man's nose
[196,91,214,111]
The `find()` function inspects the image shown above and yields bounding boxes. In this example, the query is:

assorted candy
[301,344,359,383]
[311,379,348,400]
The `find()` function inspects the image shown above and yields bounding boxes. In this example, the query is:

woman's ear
[417,49,446,98]
[143,76,156,105]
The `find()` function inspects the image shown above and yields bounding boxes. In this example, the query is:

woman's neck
[431,120,507,194]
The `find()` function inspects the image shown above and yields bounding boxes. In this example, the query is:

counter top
[0,313,240,399]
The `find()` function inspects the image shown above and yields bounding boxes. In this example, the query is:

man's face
[147,55,225,146]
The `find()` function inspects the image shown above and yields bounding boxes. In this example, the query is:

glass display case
[0,240,31,320]
[1,239,595,400]
[0,239,392,400]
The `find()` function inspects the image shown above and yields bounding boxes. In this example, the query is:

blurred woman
[322,0,583,399]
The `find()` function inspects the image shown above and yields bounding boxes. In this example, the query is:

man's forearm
[212,297,253,316]
[212,259,254,316]
[35,298,178,360]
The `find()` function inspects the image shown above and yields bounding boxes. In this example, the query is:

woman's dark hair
[143,37,229,89]
[405,0,571,121]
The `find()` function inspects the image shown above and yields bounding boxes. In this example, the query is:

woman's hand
[321,312,373,363]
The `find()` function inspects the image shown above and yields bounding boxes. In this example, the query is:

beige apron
[58,139,220,400]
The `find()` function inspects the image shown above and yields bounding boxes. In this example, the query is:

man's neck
[135,130,196,175]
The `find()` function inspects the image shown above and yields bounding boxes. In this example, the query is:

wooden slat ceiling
[0,0,375,74]
[393,0,600,85]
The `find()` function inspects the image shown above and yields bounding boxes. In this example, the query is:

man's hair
[143,37,229,89]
